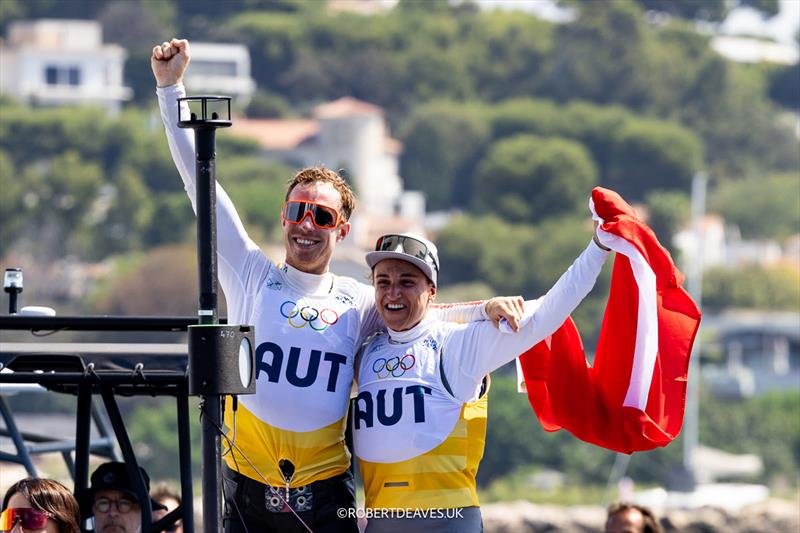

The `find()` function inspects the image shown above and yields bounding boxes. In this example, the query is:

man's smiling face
[282,181,350,275]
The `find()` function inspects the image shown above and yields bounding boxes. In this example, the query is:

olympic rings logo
[280,300,339,331]
[372,354,416,379]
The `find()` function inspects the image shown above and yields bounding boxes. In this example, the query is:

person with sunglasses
[151,39,519,533]
[80,462,166,533]
[1,478,79,533]
[353,229,609,532]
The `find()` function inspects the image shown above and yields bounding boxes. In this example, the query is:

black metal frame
[0,392,120,477]
[1,92,236,533]
[0,316,202,533]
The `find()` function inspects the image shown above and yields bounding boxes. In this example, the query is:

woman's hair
[151,482,181,506]
[606,502,663,533]
[2,478,80,533]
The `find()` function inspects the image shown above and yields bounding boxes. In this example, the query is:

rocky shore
[481,499,800,532]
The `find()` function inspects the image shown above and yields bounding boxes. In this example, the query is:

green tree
[397,43,474,104]
[637,0,779,20]
[703,265,800,311]
[701,391,800,483]
[128,397,201,484]
[710,173,800,240]
[399,102,490,210]
[244,90,292,118]
[0,151,24,258]
[224,13,306,95]
[606,118,702,201]
[546,0,652,110]
[559,102,631,182]
[436,214,533,293]
[24,151,104,258]
[473,134,596,223]
[680,58,798,178]
[78,166,155,259]
[94,244,200,316]
[462,11,553,101]
[143,192,195,247]
[436,214,610,343]
[486,98,564,140]
[635,0,727,21]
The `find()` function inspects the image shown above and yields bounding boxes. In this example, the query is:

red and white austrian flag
[518,187,701,453]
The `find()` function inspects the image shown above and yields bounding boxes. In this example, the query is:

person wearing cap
[353,228,610,532]
[83,462,166,533]
[150,39,520,533]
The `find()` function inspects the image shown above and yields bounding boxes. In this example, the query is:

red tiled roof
[231,118,319,150]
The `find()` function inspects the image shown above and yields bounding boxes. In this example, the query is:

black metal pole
[75,385,91,533]
[8,291,18,314]
[74,386,91,492]
[194,127,223,533]
[178,96,232,533]
[177,389,196,533]
[195,129,218,324]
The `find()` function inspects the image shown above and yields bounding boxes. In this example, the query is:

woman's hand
[484,296,525,332]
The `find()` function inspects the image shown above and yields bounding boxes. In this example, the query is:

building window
[191,60,238,77]
[68,67,80,85]
[45,66,58,85]
[44,65,81,86]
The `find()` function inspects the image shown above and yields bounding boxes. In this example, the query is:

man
[151,39,516,533]
[83,462,166,533]
[605,502,663,533]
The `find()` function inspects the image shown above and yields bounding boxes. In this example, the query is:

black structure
[0,316,198,533]
[4,268,23,314]
[0,94,252,533]
[177,95,253,533]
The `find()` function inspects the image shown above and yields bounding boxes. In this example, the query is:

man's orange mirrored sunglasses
[281,201,341,229]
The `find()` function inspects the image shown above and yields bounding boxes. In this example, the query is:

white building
[231,97,425,248]
[674,215,789,270]
[0,19,131,113]
[702,311,800,398]
[182,42,256,105]
[711,35,799,65]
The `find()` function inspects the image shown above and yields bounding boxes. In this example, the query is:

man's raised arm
[151,38,265,317]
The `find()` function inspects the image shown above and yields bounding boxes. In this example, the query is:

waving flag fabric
[518,187,701,454]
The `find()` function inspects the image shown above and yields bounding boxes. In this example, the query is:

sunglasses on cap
[282,201,341,230]
[374,234,438,272]
[0,508,51,530]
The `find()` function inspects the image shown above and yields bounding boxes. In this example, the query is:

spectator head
[150,484,182,533]
[1,477,80,533]
[83,462,165,533]
[605,502,662,533]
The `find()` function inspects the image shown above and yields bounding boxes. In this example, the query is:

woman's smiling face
[373,258,436,331]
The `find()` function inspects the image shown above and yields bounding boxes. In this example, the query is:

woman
[151,483,183,533]
[1,478,80,533]
[353,229,609,532]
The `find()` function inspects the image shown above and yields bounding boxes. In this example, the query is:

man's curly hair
[285,167,356,221]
